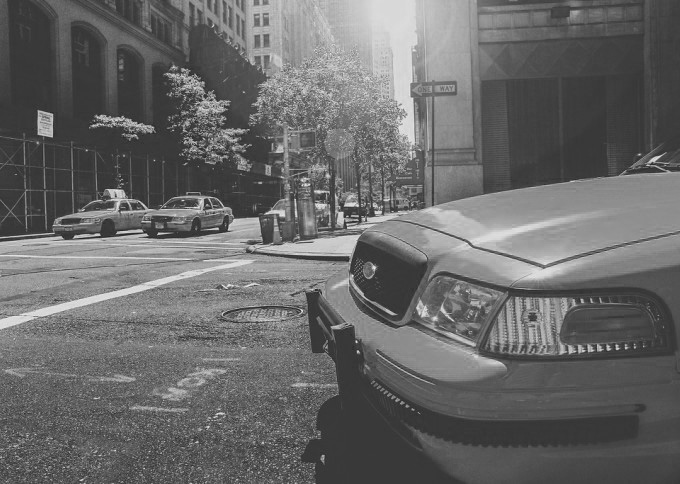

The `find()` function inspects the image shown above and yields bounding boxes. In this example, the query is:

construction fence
[0,134,281,235]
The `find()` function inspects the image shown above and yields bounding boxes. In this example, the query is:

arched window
[117,49,141,120]
[8,0,52,110]
[72,26,103,121]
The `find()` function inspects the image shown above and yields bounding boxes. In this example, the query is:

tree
[252,45,405,228]
[89,115,155,190]
[165,65,248,166]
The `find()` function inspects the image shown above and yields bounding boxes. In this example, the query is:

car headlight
[481,293,672,358]
[142,215,151,221]
[414,275,504,345]
[173,216,188,222]
[80,217,101,224]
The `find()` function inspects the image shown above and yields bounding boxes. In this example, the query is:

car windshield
[271,200,287,211]
[81,200,118,212]
[161,198,200,209]
[623,138,680,174]
[344,194,358,203]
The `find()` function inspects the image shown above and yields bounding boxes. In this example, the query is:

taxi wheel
[61,234,75,240]
[100,220,116,237]
[189,219,201,236]
[218,217,230,232]
[146,230,158,238]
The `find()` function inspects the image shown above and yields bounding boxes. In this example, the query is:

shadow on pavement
[301,396,457,484]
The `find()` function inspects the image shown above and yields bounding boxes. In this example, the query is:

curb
[0,233,56,242]
[245,244,350,261]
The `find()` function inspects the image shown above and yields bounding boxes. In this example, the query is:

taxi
[307,172,680,483]
[52,192,148,239]
[141,194,234,237]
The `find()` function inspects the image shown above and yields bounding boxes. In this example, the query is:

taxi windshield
[81,200,118,212]
[271,199,287,211]
[161,198,200,209]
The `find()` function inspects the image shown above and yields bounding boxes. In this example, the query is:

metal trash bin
[297,197,318,240]
[280,220,295,242]
[259,214,279,244]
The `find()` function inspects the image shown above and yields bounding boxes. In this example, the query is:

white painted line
[0,254,192,261]
[130,405,189,413]
[0,259,254,330]
[201,358,241,362]
[291,383,338,389]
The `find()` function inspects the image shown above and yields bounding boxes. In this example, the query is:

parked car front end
[307,174,680,483]
[141,195,233,236]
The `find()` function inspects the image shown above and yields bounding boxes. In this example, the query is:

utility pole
[282,125,296,232]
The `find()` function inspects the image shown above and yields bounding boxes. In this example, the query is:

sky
[371,0,417,143]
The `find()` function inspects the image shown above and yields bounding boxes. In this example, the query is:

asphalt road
[0,219,453,484]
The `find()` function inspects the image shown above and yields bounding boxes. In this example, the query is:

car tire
[189,219,201,236]
[100,220,116,237]
[61,234,75,240]
[218,216,230,232]
[146,230,158,238]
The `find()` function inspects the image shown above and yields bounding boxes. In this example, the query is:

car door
[202,198,216,228]
[117,200,133,230]
[211,198,226,224]
[129,200,147,229]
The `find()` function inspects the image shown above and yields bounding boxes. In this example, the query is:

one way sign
[410,81,458,97]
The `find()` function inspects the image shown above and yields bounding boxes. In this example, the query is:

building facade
[317,0,373,71]
[372,29,395,100]
[414,0,678,206]
[249,0,334,75]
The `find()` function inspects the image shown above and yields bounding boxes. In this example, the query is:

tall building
[372,29,395,99]
[183,0,249,55]
[249,0,334,76]
[414,0,678,206]
[318,0,373,71]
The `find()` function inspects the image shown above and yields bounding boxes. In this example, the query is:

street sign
[410,81,457,98]
[37,110,54,138]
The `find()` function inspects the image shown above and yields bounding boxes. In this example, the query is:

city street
[0,218,449,484]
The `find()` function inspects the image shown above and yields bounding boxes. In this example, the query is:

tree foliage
[165,65,248,166]
[89,115,155,141]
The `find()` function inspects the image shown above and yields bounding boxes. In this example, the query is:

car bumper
[141,220,191,233]
[306,278,680,484]
[53,224,100,235]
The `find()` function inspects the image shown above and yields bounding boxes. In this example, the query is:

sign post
[410,81,457,206]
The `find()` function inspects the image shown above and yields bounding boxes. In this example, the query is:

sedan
[307,173,680,484]
[141,195,234,237]
[52,198,148,239]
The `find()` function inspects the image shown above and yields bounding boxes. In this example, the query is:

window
[198,9,204,24]
[241,18,245,37]
[254,56,261,66]
[254,35,260,48]
[262,12,269,26]
[228,6,233,28]
[254,0,259,5]
[236,14,240,35]
[189,3,195,26]
[151,14,172,44]
[254,13,260,27]
[263,33,269,47]
[72,27,103,120]
[222,1,227,22]
[115,0,141,25]
[207,0,213,12]
[117,49,141,119]
[262,0,268,4]
[263,54,270,70]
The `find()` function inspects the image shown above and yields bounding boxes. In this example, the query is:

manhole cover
[221,305,305,323]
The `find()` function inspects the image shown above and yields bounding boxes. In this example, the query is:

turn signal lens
[414,276,504,344]
[482,295,671,358]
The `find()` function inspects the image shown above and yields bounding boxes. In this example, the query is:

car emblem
[362,261,378,280]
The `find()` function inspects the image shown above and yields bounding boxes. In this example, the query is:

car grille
[151,215,173,222]
[61,218,81,225]
[349,233,427,318]
[366,379,640,447]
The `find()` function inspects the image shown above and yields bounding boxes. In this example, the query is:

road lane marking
[4,367,136,383]
[130,405,189,413]
[202,358,241,362]
[0,254,192,261]
[0,259,254,330]
[153,368,228,401]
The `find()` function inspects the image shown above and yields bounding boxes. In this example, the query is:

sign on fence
[37,110,54,138]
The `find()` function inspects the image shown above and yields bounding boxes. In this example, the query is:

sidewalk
[246,213,401,261]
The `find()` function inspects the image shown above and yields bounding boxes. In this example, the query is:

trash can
[259,214,279,244]
[297,197,318,240]
[280,220,295,242]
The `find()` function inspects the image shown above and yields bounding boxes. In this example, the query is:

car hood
[146,209,200,217]
[390,173,680,267]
